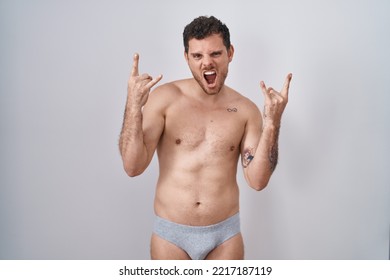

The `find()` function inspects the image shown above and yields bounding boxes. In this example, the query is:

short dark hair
[183,16,231,53]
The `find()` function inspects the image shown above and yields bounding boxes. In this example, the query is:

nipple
[175,139,182,145]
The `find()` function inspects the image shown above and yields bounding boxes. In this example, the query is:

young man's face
[185,33,234,95]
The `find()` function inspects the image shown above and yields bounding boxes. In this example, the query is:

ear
[228,45,234,62]
[184,50,189,63]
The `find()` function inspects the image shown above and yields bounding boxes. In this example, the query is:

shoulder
[149,79,192,101]
[227,89,263,147]
[145,79,187,111]
[150,80,181,98]
[225,87,263,133]
[226,86,262,117]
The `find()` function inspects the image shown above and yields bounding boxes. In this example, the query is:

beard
[191,68,228,95]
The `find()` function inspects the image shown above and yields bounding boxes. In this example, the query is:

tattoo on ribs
[243,147,254,168]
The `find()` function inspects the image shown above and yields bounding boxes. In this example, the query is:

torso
[152,79,253,226]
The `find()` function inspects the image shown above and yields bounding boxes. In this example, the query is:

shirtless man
[119,16,292,260]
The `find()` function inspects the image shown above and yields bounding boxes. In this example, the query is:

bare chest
[163,103,246,154]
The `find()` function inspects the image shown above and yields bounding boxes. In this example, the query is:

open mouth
[204,71,217,85]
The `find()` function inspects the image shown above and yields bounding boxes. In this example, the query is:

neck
[190,78,226,104]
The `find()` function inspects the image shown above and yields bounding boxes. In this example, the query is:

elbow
[249,177,270,191]
[123,163,144,178]
[251,182,268,192]
[121,152,146,177]
[125,169,142,178]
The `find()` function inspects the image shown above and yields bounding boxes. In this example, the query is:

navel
[230,145,235,151]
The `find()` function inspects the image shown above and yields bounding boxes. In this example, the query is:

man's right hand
[127,53,163,109]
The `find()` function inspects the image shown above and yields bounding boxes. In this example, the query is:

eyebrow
[190,50,224,56]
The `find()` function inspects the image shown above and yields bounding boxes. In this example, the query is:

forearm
[119,105,148,176]
[246,124,280,190]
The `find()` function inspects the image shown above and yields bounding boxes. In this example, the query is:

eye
[192,53,202,60]
[211,51,222,58]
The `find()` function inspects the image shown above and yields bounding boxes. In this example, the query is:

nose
[202,55,213,68]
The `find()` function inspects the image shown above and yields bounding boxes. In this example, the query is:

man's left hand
[260,73,292,127]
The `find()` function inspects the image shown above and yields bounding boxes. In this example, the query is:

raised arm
[119,53,163,177]
[242,73,292,191]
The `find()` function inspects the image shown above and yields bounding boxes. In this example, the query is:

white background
[1,0,389,259]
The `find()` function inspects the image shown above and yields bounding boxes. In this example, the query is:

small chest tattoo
[227,107,238,112]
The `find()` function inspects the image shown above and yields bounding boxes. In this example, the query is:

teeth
[204,71,216,75]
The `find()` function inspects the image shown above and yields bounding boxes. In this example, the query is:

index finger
[281,73,292,97]
[131,53,139,77]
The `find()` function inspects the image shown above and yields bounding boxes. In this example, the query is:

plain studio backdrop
[1,0,389,259]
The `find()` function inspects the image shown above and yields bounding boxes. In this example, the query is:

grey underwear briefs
[153,212,240,260]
